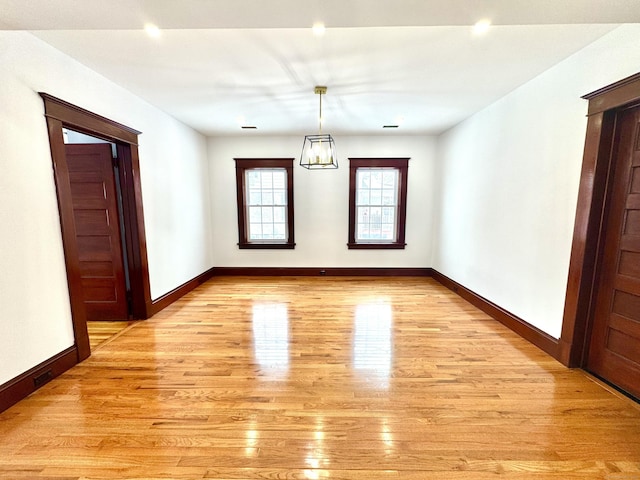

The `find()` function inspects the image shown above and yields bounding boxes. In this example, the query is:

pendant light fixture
[300,86,338,169]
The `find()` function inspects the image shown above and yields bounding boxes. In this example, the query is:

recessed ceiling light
[144,24,161,38]
[312,22,326,36]
[472,19,491,35]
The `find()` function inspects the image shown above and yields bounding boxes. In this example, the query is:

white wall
[0,32,213,385]
[433,24,640,339]
[208,135,436,268]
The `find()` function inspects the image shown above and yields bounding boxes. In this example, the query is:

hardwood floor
[87,320,136,350]
[1,276,639,479]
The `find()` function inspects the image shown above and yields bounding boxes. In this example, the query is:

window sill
[347,242,406,250]
[238,242,296,249]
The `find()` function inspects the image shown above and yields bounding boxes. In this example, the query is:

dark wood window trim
[40,93,153,362]
[348,158,409,250]
[234,158,295,249]
[559,72,640,367]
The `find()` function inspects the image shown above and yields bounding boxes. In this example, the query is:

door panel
[65,143,128,321]
[588,104,640,398]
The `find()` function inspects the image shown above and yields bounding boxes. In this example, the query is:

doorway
[41,93,153,362]
[560,73,640,400]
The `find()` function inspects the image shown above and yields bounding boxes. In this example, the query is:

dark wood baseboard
[0,346,77,413]
[149,267,217,316]
[557,338,577,367]
[431,270,560,359]
[211,267,434,277]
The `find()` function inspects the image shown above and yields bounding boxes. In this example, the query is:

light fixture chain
[319,90,323,134]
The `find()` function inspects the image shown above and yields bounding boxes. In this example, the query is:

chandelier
[300,86,338,169]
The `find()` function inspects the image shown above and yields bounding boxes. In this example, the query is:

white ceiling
[2,1,638,136]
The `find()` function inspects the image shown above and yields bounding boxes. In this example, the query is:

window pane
[381,223,394,240]
[382,170,396,187]
[272,171,286,189]
[247,170,261,188]
[261,171,273,188]
[370,189,382,206]
[370,171,382,189]
[249,190,262,205]
[357,206,370,225]
[382,189,395,205]
[357,189,370,205]
[382,207,395,224]
[358,170,370,189]
[262,223,273,238]
[273,190,286,205]
[273,206,286,223]
[249,206,262,223]
[370,207,382,224]
[273,223,286,238]
[261,207,273,223]
[249,223,262,239]
[262,191,273,205]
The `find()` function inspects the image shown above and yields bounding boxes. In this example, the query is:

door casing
[560,72,640,368]
[41,93,152,361]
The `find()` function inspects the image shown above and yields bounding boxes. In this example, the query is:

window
[348,158,409,249]
[234,158,295,249]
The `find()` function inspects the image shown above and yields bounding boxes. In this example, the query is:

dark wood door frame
[40,93,153,362]
[559,72,640,367]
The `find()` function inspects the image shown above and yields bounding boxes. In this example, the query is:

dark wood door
[65,143,128,321]
[587,104,640,398]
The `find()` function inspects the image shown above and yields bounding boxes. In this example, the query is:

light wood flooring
[88,320,136,350]
[1,276,639,479]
